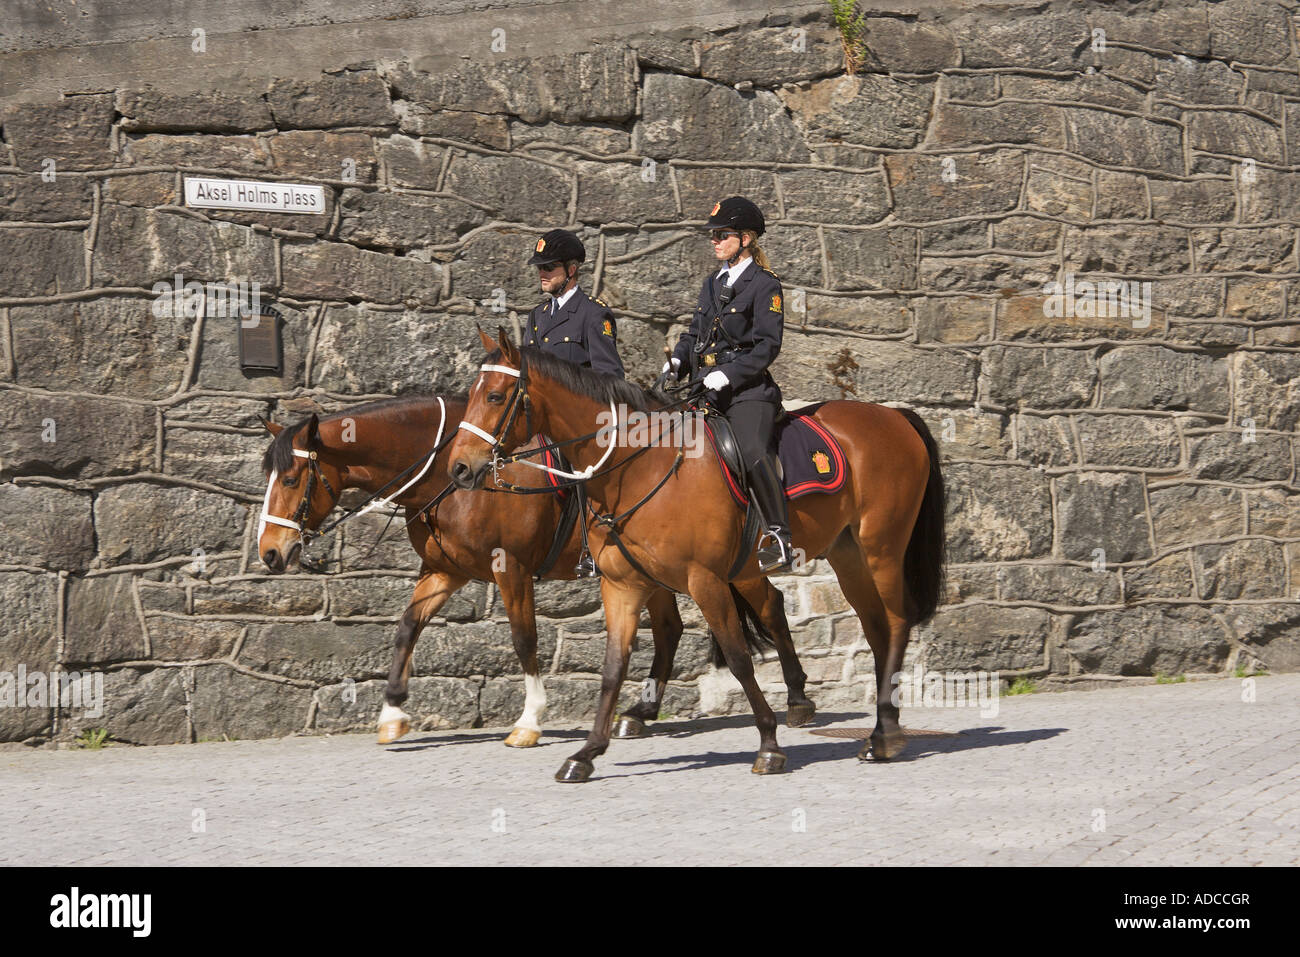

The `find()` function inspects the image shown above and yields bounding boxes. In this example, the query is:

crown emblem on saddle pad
[811,450,831,474]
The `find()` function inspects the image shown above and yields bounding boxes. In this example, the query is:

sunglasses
[709,230,741,242]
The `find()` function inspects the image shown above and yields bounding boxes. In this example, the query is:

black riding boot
[747,455,794,573]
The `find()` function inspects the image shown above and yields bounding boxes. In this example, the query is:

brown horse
[256,394,815,748]
[448,330,946,782]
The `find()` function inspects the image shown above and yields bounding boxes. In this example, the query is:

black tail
[897,408,946,626]
[709,583,778,668]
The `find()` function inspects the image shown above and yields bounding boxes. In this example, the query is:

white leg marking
[514,673,547,732]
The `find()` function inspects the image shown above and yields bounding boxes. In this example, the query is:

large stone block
[190,664,311,740]
[1150,59,1242,106]
[396,104,509,148]
[1098,347,1229,414]
[1089,5,1210,56]
[9,298,190,399]
[1187,111,1284,163]
[120,134,273,172]
[1149,484,1243,548]
[574,160,678,226]
[93,205,276,288]
[0,485,94,571]
[442,153,571,223]
[996,563,1121,606]
[997,294,1167,342]
[0,393,154,480]
[778,168,888,225]
[1193,227,1294,272]
[238,620,394,683]
[311,306,481,396]
[979,346,1097,409]
[268,72,395,128]
[951,9,1089,70]
[823,228,917,291]
[1064,110,1183,172]
[1075,414,1181,469]
[930,102,1065,149]
[1247,489,1300,537]
[1221,603,1300,671]
[1055,472,1151,563]
[376,136,444,189]
[1233,353,1300,431]
[338,187,485,249]
[94,484,247,566]
[945,464,1053,563]
[918,255,1055,294]
[781,73,932,150]
[674,168,778,220]
[116,88,274,133]
[1123,553,1195,599]
[699,24,842,87]
[863,17,960,72]
[2,94,114,171]
[0,227,84,296]
[804,294,912,336]
[63,573,146,664]
[915,406,1010,461]
[772,336,976,405]
[1015,414,1076,467]
[148,618,244,661]
[1067,605,1232,675]
[0,174,93,222]
[638,74,809,161]
[1148,178,1236,222]
[0,570,59,669]
[1001,73,1146,111]
[598,231,715,315]
[919,604,1051,671]
[163,427,267,496]
[1195,540,1287,599]
[1207,0,1292,64]
[1025,164,1092,219]
[60,667,190,746]
[1185,432,1291,482]
[280,240,441,305]
[884,150,1022,222]
[1063,226,1189,274]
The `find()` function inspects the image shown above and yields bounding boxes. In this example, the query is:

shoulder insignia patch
[762,267,781,280]
[593,297,608,307]
[770,293,782,313]
[602,318,614,337]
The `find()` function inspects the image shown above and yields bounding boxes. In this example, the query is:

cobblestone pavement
[1,675,1296,866]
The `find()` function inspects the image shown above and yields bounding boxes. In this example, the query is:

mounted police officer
[522,228,623,577]
[662,197,793,573]
[523,228,624,378]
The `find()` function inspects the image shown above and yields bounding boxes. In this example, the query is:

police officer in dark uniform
[522,228,624,577]
[663,197,793,573]
[523,228,624,378]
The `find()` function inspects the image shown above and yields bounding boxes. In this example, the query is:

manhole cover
[807,727,959,739]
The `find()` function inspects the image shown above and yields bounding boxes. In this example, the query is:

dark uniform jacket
[522,285,624,378]
[672,260,784,405]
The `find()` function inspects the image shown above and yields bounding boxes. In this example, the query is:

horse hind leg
[380,570,467,744]
[731,578,816,727]
[615,588,683,738]
[824,531,909,760]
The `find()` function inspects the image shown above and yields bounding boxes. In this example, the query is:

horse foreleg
[733,577,815,727]
[615,588,682,737]
[556,578,651,782]
[494,555,547,748]
[379,569,467,744]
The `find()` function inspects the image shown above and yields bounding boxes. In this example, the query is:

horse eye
[282,475,297,487]
[487,392,504,404]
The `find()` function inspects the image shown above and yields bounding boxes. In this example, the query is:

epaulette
[593,296,609,308]
[761,267,781,280]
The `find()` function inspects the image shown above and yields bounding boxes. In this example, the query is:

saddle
[697,403,847,577]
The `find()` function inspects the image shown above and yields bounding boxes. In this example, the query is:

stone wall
[2,0,1298,746]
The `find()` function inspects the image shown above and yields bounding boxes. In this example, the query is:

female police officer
[662,197,793,573]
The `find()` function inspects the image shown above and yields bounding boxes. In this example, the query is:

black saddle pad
[703,405,847,508]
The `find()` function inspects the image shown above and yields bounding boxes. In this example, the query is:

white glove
[703,370,730,391]
[662,357,681,376]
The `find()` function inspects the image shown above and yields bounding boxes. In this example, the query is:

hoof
[612,715,648,739]
[858,733,907,762]
[751,751,787,774]
[503,727,541,748]
[376,717,410,745]
[555,758,594,783]
[786,701,817,728]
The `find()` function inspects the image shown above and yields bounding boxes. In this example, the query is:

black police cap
[528,229,586,266]
[704,196,765,236]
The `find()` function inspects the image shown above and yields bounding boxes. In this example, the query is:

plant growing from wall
[827,0,868,74]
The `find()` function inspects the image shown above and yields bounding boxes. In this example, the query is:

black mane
[490,347,672,412]
[260,393,464,475]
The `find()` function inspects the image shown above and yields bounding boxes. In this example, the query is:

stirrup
[757,528,793,573]
[575,550,600,578]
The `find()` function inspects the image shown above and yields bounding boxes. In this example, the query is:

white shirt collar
[551,285,578,311]
[717,256,754,288]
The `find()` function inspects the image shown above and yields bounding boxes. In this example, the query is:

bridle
[257,448,337,549]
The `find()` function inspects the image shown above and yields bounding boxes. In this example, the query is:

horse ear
[305,413,320,447]
[477,325,498,353]
[261,417,284,437]
[497,325,519,364]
